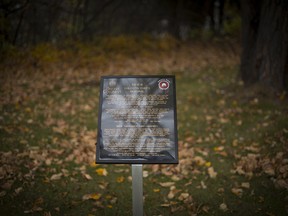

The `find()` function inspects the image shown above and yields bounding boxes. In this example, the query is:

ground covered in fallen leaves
[1,37,288,215]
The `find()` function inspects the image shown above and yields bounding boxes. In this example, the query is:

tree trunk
[240,0,288,91]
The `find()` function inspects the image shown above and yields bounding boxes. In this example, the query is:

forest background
[1,0,288,215]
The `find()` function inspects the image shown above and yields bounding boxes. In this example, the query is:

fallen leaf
[90,193,102,200]
[241,182,250,189]
[219,118,229,124]
[219,203,228,212]
[116,176,125,183]
[15,187,23,194]
[214,146,225,151]
[161,203,171,207]
[0,191,6,197]
[171,175,181,181]
[50,173,62,180]
[168,186,181,199]
[275,179,288,189]
[178,193,189,201]
[82,193,101,201]
[151,165,160,172]
[1,180,14,190]
[202,205,210,213]
[231,188,243,197]
[200,181,207,189]
[205,162,211,167]
[99,181,109,190]
[43,211,51,216]
[96,168,108,176]
[24,207,43,214]
[82,173,92,180]
[171,205,185,213]
[245,146,260,153]
[143,170,149,178]
[90,162,98,167]
[159,182,175,187]
[194,156,206,166]
[110,197,117,204]
[262,164,275,176]
[207,167,217,178]
[45,159,52,166]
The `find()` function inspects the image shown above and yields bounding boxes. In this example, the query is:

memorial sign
[96,75,178,164]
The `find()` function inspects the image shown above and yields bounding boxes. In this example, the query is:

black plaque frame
[96,75,178,164]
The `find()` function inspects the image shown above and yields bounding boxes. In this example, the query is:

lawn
[1,38,288,216]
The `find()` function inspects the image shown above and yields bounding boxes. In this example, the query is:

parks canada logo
[158,79,170,90]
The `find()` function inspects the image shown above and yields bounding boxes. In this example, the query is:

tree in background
[1,0,235,46]
[240,0,288,92]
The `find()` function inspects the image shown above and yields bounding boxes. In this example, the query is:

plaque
[96,75,178,164]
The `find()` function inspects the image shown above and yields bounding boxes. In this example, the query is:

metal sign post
[132,164,143,216]
[96,76,179,215]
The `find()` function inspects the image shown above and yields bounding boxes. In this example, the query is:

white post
[132,164,143,216]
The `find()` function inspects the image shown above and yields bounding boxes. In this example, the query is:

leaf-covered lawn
[1,40,287,215]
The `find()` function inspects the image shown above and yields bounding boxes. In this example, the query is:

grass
[1,38,288,216]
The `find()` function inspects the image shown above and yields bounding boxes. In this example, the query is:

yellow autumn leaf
[105,195,112,200]
[116,176,125,183]
[90,193,101,200]
[213,146,224,152]
[82,193,102,201]
[153,188,160,192]
[107,205,113,208]
[96,168,108,176]
[90,162,99,167]
[205,162,211,167]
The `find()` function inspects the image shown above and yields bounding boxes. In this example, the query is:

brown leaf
[1,180,14,190]
[219,203,228,212]
[160,182,175,187]
[168,186,181,199]
[161,203,171,207]
[262,164,275,176]
[45,158,52,166]
[151,164,160,172]
[194,156,206,166]
[99,181,109,190]
[241,182,250,189]
[275,179,288,189]
[82,173,93,180]
[15,187,23,194]
[50,173,62,180]
[178,193,189,201]
[0,191,6,197]
[231,188,243,197]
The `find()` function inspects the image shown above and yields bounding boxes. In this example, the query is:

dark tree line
[1,0,240,46]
